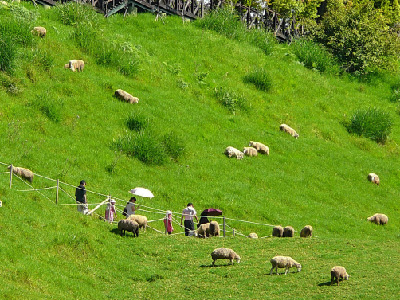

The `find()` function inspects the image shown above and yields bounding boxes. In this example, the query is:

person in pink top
[105,199,116,223]
[163,210,174,235]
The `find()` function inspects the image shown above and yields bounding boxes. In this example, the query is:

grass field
[0,2,399,299]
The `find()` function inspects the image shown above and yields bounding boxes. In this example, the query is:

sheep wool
[224,146,244,160]
[8,165,34,183]
[115,89,139,104]
[249,141,269,155]
[127,214,148,230]
[243,147,258,157]
[280,124,299,139]
[270,256,302,275]
[68,60,85,72]
[248,232,258,239]
[211,248,241,266]
[32,26,46,37]
[283,226,294,237]
[118,219,139,237]
[367,213,388,225]
[209,221,220,237]
[367,173,380,185]
[197,223,210,238]
[272,226,284,237]
[331,266,349,286]
[300,225,313,238]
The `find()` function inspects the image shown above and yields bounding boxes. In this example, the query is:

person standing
[180,203,198,236]
[124,197,138,217]
[105,199,117,223]
[163,210,174,235]
[75,180,88,215]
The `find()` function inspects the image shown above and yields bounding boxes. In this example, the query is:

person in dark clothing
[75,180,88,215]
[197,212,210,228]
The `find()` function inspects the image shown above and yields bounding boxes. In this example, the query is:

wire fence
[1,160,297,238]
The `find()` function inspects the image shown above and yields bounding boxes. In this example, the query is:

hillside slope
[0,2,399,299]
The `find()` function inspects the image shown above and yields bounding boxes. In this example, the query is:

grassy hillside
[0,2,399,299]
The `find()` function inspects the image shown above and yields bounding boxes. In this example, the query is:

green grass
[0,2,400,299]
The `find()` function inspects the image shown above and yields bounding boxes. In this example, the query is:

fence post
[232,228,235,237]
[223,216,226,237]
[9,164,13,189]
[56,179,59,204]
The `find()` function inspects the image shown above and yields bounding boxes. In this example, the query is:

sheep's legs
[269,267,275,275]
[285,268,289,275]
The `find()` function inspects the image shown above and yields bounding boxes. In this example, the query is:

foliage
[215,87,248,114]
[196,8,275,55]
[243,67,272,91]
[31,93,64,123]
[126,113,148,132]
[314,0,400,75]
[0,36,16,74]
[290,38,340,74]
[162,132,186,161]
[346,107,392,143]
[131,131,168,165]
[55,2,98,25]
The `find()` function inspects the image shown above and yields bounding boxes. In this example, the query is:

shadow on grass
[318,281,332,286]
[200,264,233,268]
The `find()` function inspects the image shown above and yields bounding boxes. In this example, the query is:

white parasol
[128,187,154,198]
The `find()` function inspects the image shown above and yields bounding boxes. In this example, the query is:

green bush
[243,68,272,91]
[162,132,186,161]
[126,114,148,132]
[291,38,340,74]
[55,2,98,26]
[132,132,168,165]
[215,87,248,114]
[314,0,400,75]
[346,108,392,144]
[0,36,16,74]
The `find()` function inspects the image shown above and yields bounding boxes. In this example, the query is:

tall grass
[243,67,272,91]
[215,87,248,114]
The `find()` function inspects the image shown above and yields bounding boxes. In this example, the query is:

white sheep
[197,223,210,238]
[115,89,139,104]
[243,147,258,157]
[300,225,312,237]
[367,213,388,225]
[224,146,244,160]
[248,232,258,239]
[269,256,301,275]
[249,141,269,155]
[32,26,46,38]
[209,221,220,236]
[127,214,148,231]
[331,266,350,285]
[211,248,241,266]
[118,219,139,237]
[283,226,294,237]
[280,124,299,139]
[68,60,85,72]
[272,225,283,237]
[367,173,380,185]
[7,165,34,183]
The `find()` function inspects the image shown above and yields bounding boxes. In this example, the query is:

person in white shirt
[180,202,198,236]
[124,197,139,217]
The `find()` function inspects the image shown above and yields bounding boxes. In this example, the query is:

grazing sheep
[118,219,139,237]
[1,1,8,6]
[367,173,380,185]
[283,226,294,237]
[197,223,210,238]
[115,89,139,104]
[224,146,244,160]
[367,213,388,225]
[127,214,148,231]
[243,147,258,157]
[272,225,283,237]
[7,165,34,183]
[64,63,70,69]
[280,124,299,139]
[300,225,313,238]
[209,221,220,237]
[211,248,241,266]
[248,232,258,239]
[269,256,301,275]
[249,141,269,155]
[67,60,85,72]
[331,266,349,285]
[32,26,46,38]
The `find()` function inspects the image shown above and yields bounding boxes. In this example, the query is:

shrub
[243,68,272,91]
[162,132,186,161]
[32,93,64,123]
[0,36,16,74]
[291,38,340,74]
[215,87,247,114]
[132,132,168,165]
[346,108,392,144]
[55,2,98,26]
[126,114,148,132]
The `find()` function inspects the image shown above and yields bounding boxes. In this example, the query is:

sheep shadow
[200,264,233,268]
[318,281,332,287]
[111,228,138,237]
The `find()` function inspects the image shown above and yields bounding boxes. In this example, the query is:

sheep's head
[367,216,373,221]
[296,263,302,272]
[294,133,299,139]
[235,254,241,264]
[249,141,253,146]
[344,274,349,280]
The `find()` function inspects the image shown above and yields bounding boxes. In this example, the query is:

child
[163,210,174,235]
[105,199,116,223]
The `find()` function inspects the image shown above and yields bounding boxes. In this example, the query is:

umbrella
[128,187,154,198]
[201,208,223,216]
